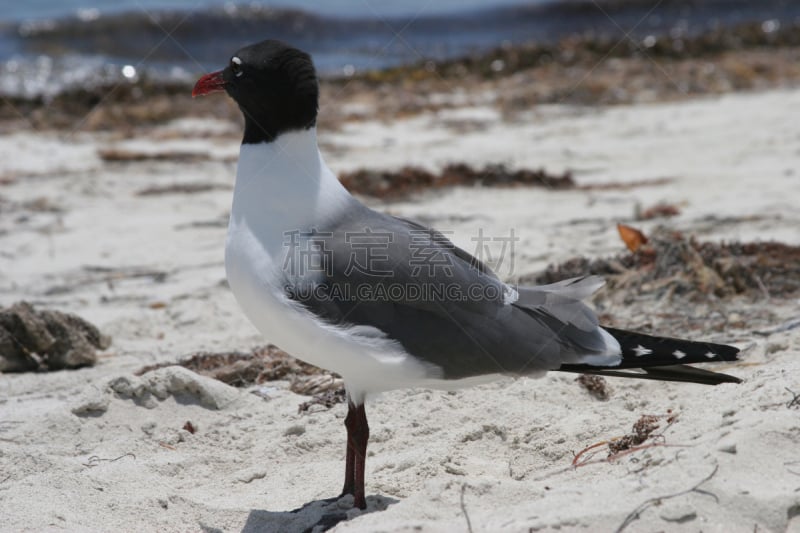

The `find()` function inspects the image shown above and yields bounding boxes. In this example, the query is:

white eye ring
[231,56,243,77]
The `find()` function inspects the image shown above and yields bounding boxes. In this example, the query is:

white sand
[1,88,799,532]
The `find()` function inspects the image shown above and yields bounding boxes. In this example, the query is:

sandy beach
[1,65,800,533]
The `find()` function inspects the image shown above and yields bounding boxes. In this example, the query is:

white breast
[224,129,438,398]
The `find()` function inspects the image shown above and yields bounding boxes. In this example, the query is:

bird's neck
[230,128,355,247]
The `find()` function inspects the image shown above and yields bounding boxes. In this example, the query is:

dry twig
[785,388,800,409]
[785,461,800,476]
[614,465,719,533]
[460,484,474,533]
[82,453,136,468]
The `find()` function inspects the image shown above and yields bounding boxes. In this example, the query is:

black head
[193,40,318,144]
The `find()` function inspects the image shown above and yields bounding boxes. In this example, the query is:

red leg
[343,401,369,509]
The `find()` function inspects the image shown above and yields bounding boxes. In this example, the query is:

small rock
[108,375,140,397]
[71,389,109,416]
[237,469,267,484]
[0,301,111,372]
[444,464,467,476]
[766,342,788,355]
[659,502,697,523]
[143,366,240,409]
[109,375,157,408]
[284,424,306,437]
[141,421,157,436]
[109,366,240,410]
[717,440,737,454]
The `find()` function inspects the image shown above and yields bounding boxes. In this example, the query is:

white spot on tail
[633,345,652,357]
[503,285,519,305]
[672,350,686,359]
[705,351,717,359]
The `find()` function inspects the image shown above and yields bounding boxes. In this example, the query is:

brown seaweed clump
[607,414,663,456]
[339,163,574,199]
[576,374,611,400]
[0,301,111,372]
[535,228,800,301]
[137,345,342,396]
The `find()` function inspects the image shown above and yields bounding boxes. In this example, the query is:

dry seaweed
[137,345,342,396]
[607,414,662,455]
[99,148,211,163]
[339,163,574,199]
[135,182,230,196]
[572,411,678,467]
[636,202,681,221]
[534,228,800,301]
[576,374,610,400]
[297,388,347,413]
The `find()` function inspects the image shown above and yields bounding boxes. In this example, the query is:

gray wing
[283,204,618,379]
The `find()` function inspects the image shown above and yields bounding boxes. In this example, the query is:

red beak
[192,70,226,97]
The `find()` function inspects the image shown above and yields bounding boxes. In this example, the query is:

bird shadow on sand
[236,494,398,533]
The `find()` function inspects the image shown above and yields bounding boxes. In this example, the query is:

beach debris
[460,483,475,533]
[298,388,347,414]
[578,177,675,191]
[339,163,574,199]
[636,202,681,221]
[71,387,111,416]
[607,414,664,456]
[98,148,211,163]
[616,223,648,253]
[572,411,678,467]
[135,182,230,196]
[0,301,111,372]
[182,421,197,434]
[575,374,611,400]
[535,228,800,300]
[81,453,136,468]
[136,345,341,396]
[616,465,719,533]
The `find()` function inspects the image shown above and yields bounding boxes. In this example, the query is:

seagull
[193,39,741,510]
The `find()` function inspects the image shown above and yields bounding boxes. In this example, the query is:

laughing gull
[193,39,741,510]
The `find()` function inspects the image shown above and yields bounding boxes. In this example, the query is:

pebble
[70,389,109,416]
[659,502,697,523]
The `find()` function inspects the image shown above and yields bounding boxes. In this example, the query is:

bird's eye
[231,56,243,77]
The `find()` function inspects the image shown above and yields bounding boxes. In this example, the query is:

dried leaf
[617,223,648,252]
